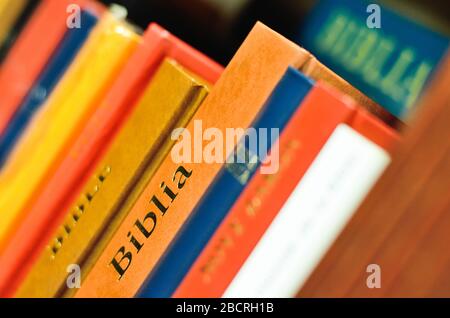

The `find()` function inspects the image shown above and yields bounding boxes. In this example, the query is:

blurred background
[98,0,450,65]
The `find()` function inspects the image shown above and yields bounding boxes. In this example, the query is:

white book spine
[223,124,391,298]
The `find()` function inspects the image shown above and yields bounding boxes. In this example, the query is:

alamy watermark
[366,4,381,29]
[366,264,381,289]
[66,264,81,289]
[170,120,280,175]
[66,4,81,29]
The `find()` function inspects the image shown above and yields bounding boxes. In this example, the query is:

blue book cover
[0,10,98,167]
[298,0,449,119]
[137,67,314,298]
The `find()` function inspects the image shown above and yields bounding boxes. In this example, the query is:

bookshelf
[0,0,448,298]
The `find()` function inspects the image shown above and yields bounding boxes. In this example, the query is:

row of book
[0,0,448,297]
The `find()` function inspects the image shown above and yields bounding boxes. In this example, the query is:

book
[137,67,314,298]
[0,13,139,259]
[0,0,104,136]
[174,82,399,298]
[0,0,29,54]
[299,54,450,298]
[75,22,383,298]
[0,0,39,63]
[15,59,211,298]
[291,51,400,128]
[223,96,398,298]
[0,23,222,298]
[0,9,99,167]
[298,0,449,120]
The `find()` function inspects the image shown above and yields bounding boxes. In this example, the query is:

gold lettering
[362,37,396,85]
[404,61,433,111]
[316,12,348,51]
[381,48,415,101]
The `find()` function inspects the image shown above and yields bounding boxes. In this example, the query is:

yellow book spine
[0,0,28,46]
[16,59,210,298]
[0,13,140,251]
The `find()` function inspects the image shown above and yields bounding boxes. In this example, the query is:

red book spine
[174,82,400,297]
[0,0,103,135]
[350,107,400,154]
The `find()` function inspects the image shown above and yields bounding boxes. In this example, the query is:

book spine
[137,67,314,297]
[298,0,449,119]
[224,123,393,298]
[0,10,98,167]
[150,23,223,84]
[15,59,209,298]
[74,22,312,298]
[350,107,400,153]
[0,23,222,298]
[0,0,29,57]
[0,14,139,267]
[174,83,357,298]
[0,0,104,135]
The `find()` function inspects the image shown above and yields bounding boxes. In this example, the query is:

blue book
[298,0,449,119]
[0,10,98,167]
[137,67,314,298]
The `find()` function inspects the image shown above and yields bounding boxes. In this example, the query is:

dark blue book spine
[298,0,449,119]
[137,67,314,298]
[0,10,98,167]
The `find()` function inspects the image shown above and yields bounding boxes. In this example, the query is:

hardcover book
[0,14,139,259]
[0,0,104,135]
[298,0,449,119]
[224,113,396,297]
[0,0,39,63]
[16,59,210,298]
[0,0,29,53]
[0,23,222,298]
[137,67,314,298]
[0,9,98,167]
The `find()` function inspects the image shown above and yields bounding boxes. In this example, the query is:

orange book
[174,83,399,298]
[0,24,222,298]
[0,0,104,135]
[75,22,319,298]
